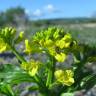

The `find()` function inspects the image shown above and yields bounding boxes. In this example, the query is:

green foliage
[0,7,28,27]
[0,27,96,96]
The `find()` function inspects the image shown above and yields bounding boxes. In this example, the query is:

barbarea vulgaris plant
[0,27,96,96]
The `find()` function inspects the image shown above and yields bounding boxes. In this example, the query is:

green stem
[46,55,56,87]
[46,69,52,87]
[51,57,56,82]
[11,47,26,63]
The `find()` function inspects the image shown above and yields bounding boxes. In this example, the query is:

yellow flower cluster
[1,27,16,39]
[38,28,72,62]
[54,69,74,86]
[24,27,76,62]
[0,27,24,53]
[21,60,40,76]
[0,27,16,53]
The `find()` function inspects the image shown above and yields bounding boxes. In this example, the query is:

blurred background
[0,0,96,45]
[0,0,96,96]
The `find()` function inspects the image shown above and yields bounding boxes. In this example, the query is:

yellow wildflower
[54,69,74,86]
[19,31,24,39]
[55,38,71,49]
[53,30,59,39]
[48,47,56,56]
[0,38,7,53]
[55,39,65,49]
[21,62,28,70]
[44,39,53,47]
[55,53,67,62]
[62,33,72,41]
[28,62,39,76]
[21,60,40,76]
[15,31,24,43]
[24,39,32,54]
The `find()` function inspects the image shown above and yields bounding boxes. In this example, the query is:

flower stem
[11,47,26,63]
[46,55,56,87]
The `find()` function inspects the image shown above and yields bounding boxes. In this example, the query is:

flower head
[21,60,40,76]
[54,69,74,86]
[55,33,72,49]
[55,53,67,62]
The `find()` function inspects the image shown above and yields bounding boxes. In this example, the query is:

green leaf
[81,74,96,91]
[61,93,74,96]
[28,85,39,91]
[0,64,36,96]
[0,64,36,84]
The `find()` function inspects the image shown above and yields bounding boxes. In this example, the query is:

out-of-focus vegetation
[0,7,29,27]
[1,7,96,46]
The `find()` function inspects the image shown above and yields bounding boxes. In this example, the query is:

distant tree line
[0,7,29,27]
[0,7,96,34]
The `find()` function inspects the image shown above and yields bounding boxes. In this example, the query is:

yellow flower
[54,69,74,86]
[24,39,32,54]
[48,47,56,56]
[28,62,39,76]
[53,30,59,39]
[44,39,53,47]
[55,39,65,49]
[55,34,72,49]
[62,33,72,41]
[55,53,67,62]
[21,62,28,70]
[0,38,7,53]
[21,60,40,76]
[19,31,24,39]
[15,31,24,43]
[65,42,70,48]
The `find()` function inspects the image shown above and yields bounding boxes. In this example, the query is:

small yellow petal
[0,46,6,53]
[62,33,72,41]
[44,39,53,47]
[55,53,66,62]
[24,39,32,54]
[64,78,74,86]
[0,38,7,53]
[48,47,56,56]
[19,31,24,39]
[54,70,64,81]
[55,39,71,49]
[28,65,38,76]
[21,62,28,70]
[55,40,65,49]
